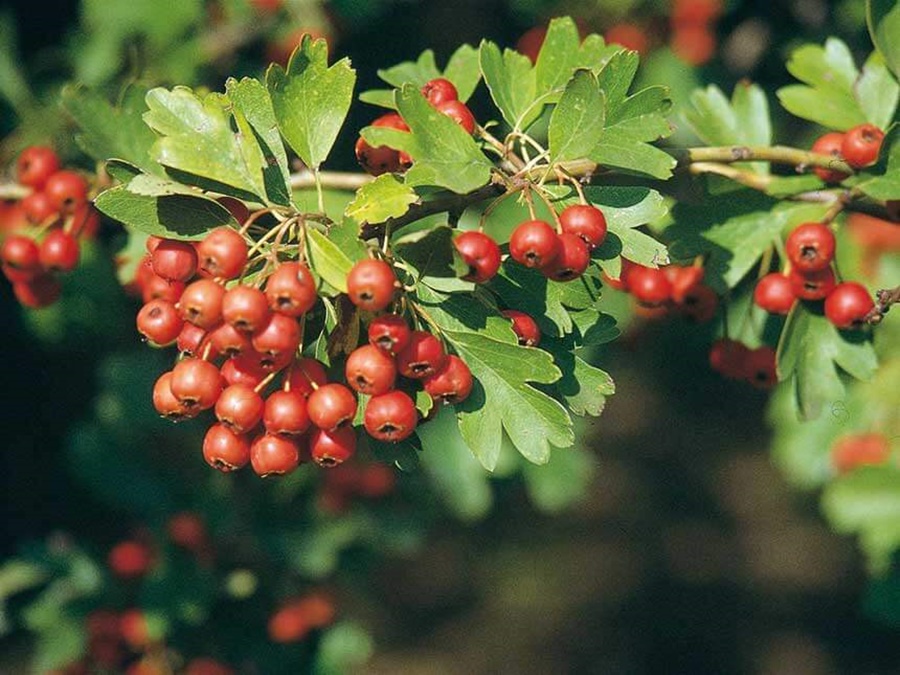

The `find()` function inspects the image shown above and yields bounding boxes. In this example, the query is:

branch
[687,162,772,191]
[0,183,30,200]
[682,145,853,173]
[865,286,900,325]
[290,171,373,191]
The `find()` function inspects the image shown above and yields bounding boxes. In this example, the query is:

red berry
[179,279,225,329]
[423,355,473,404]
[1,234,41,282]
[137,299,184,347]
[203,423,251,471]
[435,100,476,134]
[39,229,80,272]
[264,390,310,436]
[250,433,300,477]
[544,232,590,281]
[788,266,835,300]
[679,284,718,322]
[152,371,194,421]
[70,203,101,239]
[501,309,541,346]
[285,357,328,396]
[307,383,357,431]
[197,227,248,279]
[268,603,310,643]
[251,312,301,362]
[265,262,317,317]
[22,191,58,225]
[108,540,153,579]
[627,265,671,306]
[454,231,501,283]
[396,330,447,378]
[811,132,849,183]
[13,274,61,308]
[753,273,796,315]
[221,354,268,388]
[824,282,874,329]
[364,390,418,442]
[841,123,885,169]
[559,204,607,249]
[119,609,153,648]
[345,344,397,395]
[152,239,198,282]
[786,222,836,273]
[44,171,89,213]
[509,220,561,270]
[16,146,60,189]
[346,259,396,312]
[745,346,777,389]
[177,322,209,356]
[209,321,253,357]
[167,512,207,551]
[142,272,186,305]
[709,338,751,380]
[422,78,458,105]
[670,24,716,65]
[368,314,411,354]
[309,426,357,467]
[171,358,223,411]
[372,112,410,132]
[605,22,648,53]
[217,196,251,224]
[665,266,705,305]
[355,136,402,176]
[831,433,890,475]
[671,0,723,26]
[223,285,271,333]
[216,383,265,434]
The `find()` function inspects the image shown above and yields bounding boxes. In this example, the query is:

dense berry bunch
[604,259,719,322]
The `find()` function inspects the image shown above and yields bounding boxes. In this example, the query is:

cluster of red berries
[812,123,886,182]
[831,432,892,475]
[355,77,476,176]
[708,338,777,389]
[754,222,875,329]
[0,146,98,307]
[605,260,719,322]
[267,592,336,643]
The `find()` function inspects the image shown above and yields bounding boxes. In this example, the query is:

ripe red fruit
[16,146,61,189]
[423,355,474,404]
[544,232,590,281]
[422,78,458,105]
[250,434,300,476]
[137,299,184,347]
[222,285,271,333]
[627,265,672,306]
[268,603,310,643]
[501,309,541,346]
[221,354,269,388]
[152,239,198,282]
[355,136,403,176]
[179,279,225,329]
[708,338,751,380]
[108,540,153,579]
[71,203,101,238]
[605,23,648,53]
[345,345,397,395]
[265,262,317,316]
[346,259,396,311]
[785,222,836,273]
[1,234,41,282]
[396,330,447,378]
[43,170,89,212]
[217,196,251,224]
[364,390,418,442]
[509,219,561,270]
[171,358,223,411]
[745,346,778,389]
[679,284,718,322]
[38,229,80,272]
[203,423,251,471]
[216,383,265,434]
[454,231,501,283]
[831,433,890,474]
[753,273,796,315]
[307,383,357,430]
[285,357,328,396]
[824,282,874,329]
[841,123,885,168]
[665,266,704,304]
[559,204,607,249]
[251,312,301,362]
[22,191,58,224]
[141,272,185,305]
[811,132,849,183]
[209,321,253,357]
[671,0,723,26]
[167,512,207,551]
[13,274,61,308]
[197,227,248,279]
[263,390,310,436]
[309,426,357,467]
[435,100,476,134]
[119,609,153,648]
[368,314,412,354]
[671,24,716,65]
[177,322,209,356]
[152,371,193,420]
[788,266,836,301]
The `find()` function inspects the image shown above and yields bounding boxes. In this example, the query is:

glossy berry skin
[152,239,198,282]
[785,222,836,273]
[177,322,209,356]
[831,433,890,475]
[679,284,718,322]
[746,346,778,389]
[222,285,271,333]
[16,146,61,189]
[559,204,607,249]
[152,371,193,421]
[250,434,300,476]
[824,282,874,329]
[355,137,402,176]
[215,383,265,434]
[396,331,448,378]
[346,259,396,312]
[709,339,752,380]
[251,312,301,361]
[364,390,418,442]
[310,426,357,467]
[435,100,476,134]
[454,231,501,283]
[265,262,317,317]
[627,266,672,306]
[264,390,311,436]
[423,355,474,404]
[221,354,269,388]
[137,299,183,347]
[22,191,58,224]
[509,220,561,270]
[141,272,185,305]
[171,358,223,411]
[544,232,590,281]
[841,124,885,169]
[811,132,849,183]
[108,541,153,579]
[179,279,225,329]
[345,345,397,395]
[286,358,328,396]
[501,309,541,346]
[39,229,80,272]
[13,274,61,308]
[422,78,458,105]
[197,227,248,279]
[754,273,796,315]
[373,112,410,132]
[307,383,357,431]
[788,266,836,301]
[43,170,89,212]
[203,424,251,471]
[209,322,253,357]
[1,234,41,282]
[71,203,101,239]
[368,314,411,354]
[665,266,705,305]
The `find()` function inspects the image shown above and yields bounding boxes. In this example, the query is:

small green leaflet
[344,174,417,224]
[548,69,606,164]
[776,302,878,421]
[868,0,900,79]
[306,229,360,294]
[479,40,538,130]
[858,132,900,201]
[266,35,356,171]
[857,52,900,130]
[393,225,467,279]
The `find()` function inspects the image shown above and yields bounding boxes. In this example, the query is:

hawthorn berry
[137,299,184,347]
[152,371,193,420]
[435,100,476,134]
[1,234,41,282]
[222,285,271,333]
[38,229,80,272]
[43,170,89,212]
[841,123,885,169]
[679,284,719,322]
[627,265,672,306]
[170,358,223,411]
[107,540,153,579]
[197,227,248,279]
[216,383,265,434]
[501,309,541,346]
[709,338,751,380]
[220,354,269,388]
[368,314,412,354]
[251,312,302,363]
[210,322,254,357]
[559,204,607,249]
[265,262,317,317]
[141,272,186,305]
[544,232,590,281]
[811,132,849,183]
[179,279,226,329]
[285,357,329,396]
[355,136,402,176]
[423,355,474,404]
[119,609,154,648]
[364,390,419,441]
[264,390,311,436]
[605,23,648,53]
[746,346,778,389]
[203,424,251,471]
[307,383,357,430]
[754,273,796,315]
[671,0,723,26]
[22,191,58,225]
[16,146,60,189]
[177,322,209,356]
[345,344,397,395]
[13,274,61,308]
[152,239,198,282]
[788,266,835,301]
[422,78,458,105]
[373,112,410,132]
[509,219,561,270]
[217,196,251,224]
[71,203,101,239]
[396,330,448,378]
[346,258,396,312]
[309,426,357,466]
[665,266,705,305]
[250,434,300,476]
[824,282,874,329]
[785,222,836,273]
[454,231,501,283]
[167,512,207,551]
[831,433,890,474]
[268,603,310,643]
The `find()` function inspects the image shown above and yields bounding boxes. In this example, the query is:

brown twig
[682,145,854,174]
[865,286,900,325]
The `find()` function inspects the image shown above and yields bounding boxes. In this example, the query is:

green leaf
[868,0,900,78]
[413,284,517,342]
[377,50,441,88]
[394,84,494,193]
[393,225,466,278]
[490,264,575,337]
[0,560,47,600]
[443,44,482,102]
[479,40,537,129]
[523,445,596,513]
[306,229,357,293]
[31,618,86,674]
[777,303,879,420]
[857,52,900,129]
[534,16,585,95]
[61,83,160,174]
[548,69,606,164]
[344,174,417,224]
[266,35,356,170]
[858,132,900,201]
